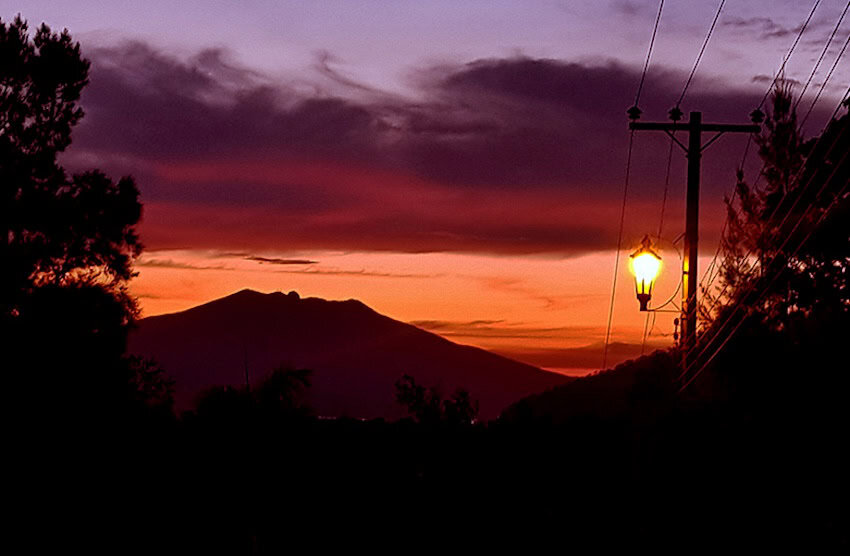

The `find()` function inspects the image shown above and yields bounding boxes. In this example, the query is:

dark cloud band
[68,42,837,255]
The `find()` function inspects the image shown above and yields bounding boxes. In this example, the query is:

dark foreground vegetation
[4,17,848,550]
[31,351,847,551]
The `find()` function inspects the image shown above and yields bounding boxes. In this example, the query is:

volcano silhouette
[129,289,569,419]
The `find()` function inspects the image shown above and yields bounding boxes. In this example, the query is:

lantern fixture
[629,235,662,311]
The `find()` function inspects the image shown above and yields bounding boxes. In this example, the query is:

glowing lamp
[629,235,661,311]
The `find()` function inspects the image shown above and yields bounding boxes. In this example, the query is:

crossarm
[629,121,759,133]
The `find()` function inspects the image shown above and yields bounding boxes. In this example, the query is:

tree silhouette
[1,17,145,419]
[127,355,175,414]
[695,84,849,403]
[707,84,849,329]
[256,365,312,417]
[441,388,479,426]
[193,365,313,424]
[394,374,478,425]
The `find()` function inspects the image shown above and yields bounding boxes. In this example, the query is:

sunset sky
[5,0,848,372]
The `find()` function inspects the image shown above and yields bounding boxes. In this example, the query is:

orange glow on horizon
[127,248,709,372]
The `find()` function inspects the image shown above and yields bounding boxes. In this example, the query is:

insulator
[627,105,642,121]
[668,106,683,122]
[750,108,765,124]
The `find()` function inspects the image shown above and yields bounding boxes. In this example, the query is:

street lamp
[629,235,661,311]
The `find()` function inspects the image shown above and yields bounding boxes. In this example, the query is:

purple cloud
[65,41,839,256]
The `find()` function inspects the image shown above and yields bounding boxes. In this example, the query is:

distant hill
[501,350,678,423]
[129,289,570,420]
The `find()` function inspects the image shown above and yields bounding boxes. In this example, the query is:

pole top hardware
[750,108,765,124]
[668,106,684,122]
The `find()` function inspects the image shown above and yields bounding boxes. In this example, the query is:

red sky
[9,0,846,372]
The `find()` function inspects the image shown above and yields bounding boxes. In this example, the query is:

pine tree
[706,84,849,330]
[1,17,153,420]
[691,84,849,403]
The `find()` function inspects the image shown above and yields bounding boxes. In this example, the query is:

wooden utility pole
[629,111,759,366]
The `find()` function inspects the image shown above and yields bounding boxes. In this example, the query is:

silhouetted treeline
[79,347,842,551]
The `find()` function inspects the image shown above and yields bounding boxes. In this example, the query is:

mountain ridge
[130,289,571,419]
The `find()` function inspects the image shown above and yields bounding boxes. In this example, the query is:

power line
[686,99,848,372]
[733,0,824,190]
[794,1,849,112]
[686,108,848,373]
[603,129,636,370]
[738,0,825,176]
[656,131,676,242]
[697,88,849,327]
[634,0,666,108]
[682,144,849,390]
[757,0,823,110]
[641,128,677,353]
[679,148,850,393]
[676,0,726,108]
[669,0,741,307]
[679,109,849,384]
[801,33,850,129]
[605,0,668,369]
[700,10,850,313]
[640,310,652,355]
[702,0,832,298]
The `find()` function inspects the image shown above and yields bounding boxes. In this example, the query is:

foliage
[194,365,313,422]
[1,16,142,314]
[684,83,850,419]
[256,365,312,416]
[394,374,479,425]
[707,84,849,330]
[501,350,677,424]
[127,355,175,413]
[1,16,148,417]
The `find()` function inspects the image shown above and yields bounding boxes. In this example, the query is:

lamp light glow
[629,235,662,311]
